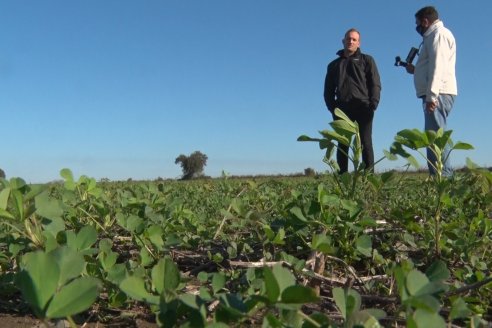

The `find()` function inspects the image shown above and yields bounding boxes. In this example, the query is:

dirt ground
[0,313,159,328]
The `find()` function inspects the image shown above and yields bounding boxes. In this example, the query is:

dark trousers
[333,108,374,173]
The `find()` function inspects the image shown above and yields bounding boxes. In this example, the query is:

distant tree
[304,167,316,177]
[0,168,5,179]
[175,151,208,180]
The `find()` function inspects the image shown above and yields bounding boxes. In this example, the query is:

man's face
[343,31,360,55]
[415,18,430,36]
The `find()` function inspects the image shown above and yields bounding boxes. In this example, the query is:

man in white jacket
[406,6,457,176]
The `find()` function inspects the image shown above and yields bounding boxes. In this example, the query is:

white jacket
[414,20,457,102]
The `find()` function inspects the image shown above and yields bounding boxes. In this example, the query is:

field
[0,166,491,327]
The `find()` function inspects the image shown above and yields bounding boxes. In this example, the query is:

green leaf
[334,288,363,319]
[397,129,428,148]
[411,309,446,328]
[11,189,24,221]
[425,261,450,282]
[407,155,420,169]
[289,207,308,222]
[449,298,472,321]
[119,276,160,305]
[320,130,350,146]
[98,238,113,253]
[333,108,356,129]
[406,294,441,312]
[126,215,144,233]
[46,277,100,318]
[139,248,153,267]
[331,119,357,135]
[42,217,66,238]
[452,142,473,150]
[333,287,347,319]
[197,271,208,283]
[60,169,76,190]
[351,310,384,328]
[151,257,180,294]
[345,289,361,318]
[99,252,117,271]
[280,285,319,304]
[466,157,479,169]
[216,293,247,321]
[364,308,387,320]
[60,168,74,182]
[212,272,226,294]
[106,263,127,285]
[272,228,285,245]
[35,192,63,221]
[263,313,283,328]
[146,225,164,249]
[271,264,296,295]
[50,246,85,287]
[75,226,98,251]
[340,199,361,218]
[356,235,372,257]
[263,267,280,303]
[179,293,202,311]
[0,208,15,220]
[311,234,334,254]
[263,225,275,241]
[383,149,398,161]
[10,177,27,190]
[297,135,321,142]
[17,251,60,317]
[406,270,430,296]
[0,187,10,210]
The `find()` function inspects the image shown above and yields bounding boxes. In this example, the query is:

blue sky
[1,1,491,182]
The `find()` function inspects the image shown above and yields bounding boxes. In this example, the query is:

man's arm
[405,64,415,74]
[367,56,381,111]
[324,64,337,113]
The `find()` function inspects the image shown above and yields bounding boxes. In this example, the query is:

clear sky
[1,1,491,182]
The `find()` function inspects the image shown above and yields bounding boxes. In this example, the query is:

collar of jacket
[423,20,443,37]
[336,48,361,58]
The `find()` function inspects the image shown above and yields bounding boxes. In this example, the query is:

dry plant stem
[77,207,108,234]
[323,254,369,293]
[227,260,388,286]
[445,276,492,297]
[297,310,322,328]
[213,187,248,240]
[307,250,326,295]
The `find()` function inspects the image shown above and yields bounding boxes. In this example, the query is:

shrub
[175,151,208,180]
[304,168,316,177]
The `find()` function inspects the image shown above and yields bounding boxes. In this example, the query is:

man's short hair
[415,6,439,23]
[344,28,360,39]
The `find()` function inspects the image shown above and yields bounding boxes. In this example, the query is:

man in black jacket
[324,28,381,173]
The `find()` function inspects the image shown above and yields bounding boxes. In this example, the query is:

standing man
[324,28,381,174]
[405,6,457,176]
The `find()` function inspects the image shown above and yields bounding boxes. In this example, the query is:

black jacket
[324,48,381,113]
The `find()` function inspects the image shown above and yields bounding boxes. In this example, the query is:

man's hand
[425,100,438,112]
[405,64,415,74]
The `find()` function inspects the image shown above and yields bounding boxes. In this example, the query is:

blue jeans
[423,94,455,176]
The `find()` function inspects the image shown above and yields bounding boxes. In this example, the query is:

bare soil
[0,313,159,328]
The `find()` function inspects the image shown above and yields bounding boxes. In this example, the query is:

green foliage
[385,128,475,257]
[391,260,451,327]
[333,287,385,327]
[298,108,363,173]
[175,150,208,180]
[0,156,491,327]
[386,127,473,181]
[16,247,101,320]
